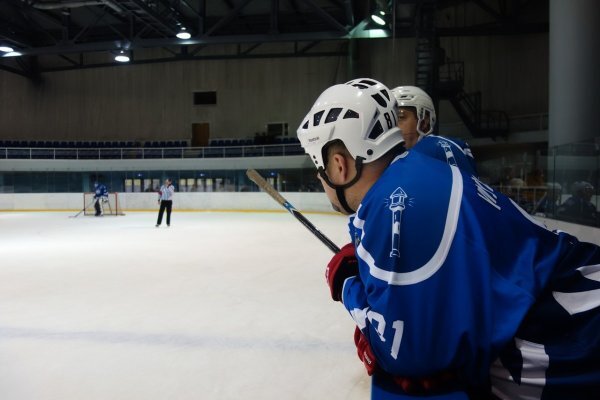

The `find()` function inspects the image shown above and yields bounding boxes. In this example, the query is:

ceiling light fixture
[0,45,15,53]
[370,0,391,27]
[3,51,22,57]
[114,50,130,63]
[371,14,386,26]
[176,27,191,40]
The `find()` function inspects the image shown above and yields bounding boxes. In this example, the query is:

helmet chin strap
[318,157,365,215]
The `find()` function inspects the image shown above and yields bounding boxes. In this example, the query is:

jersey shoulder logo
[437,140,458,166]
[385,187,409,258]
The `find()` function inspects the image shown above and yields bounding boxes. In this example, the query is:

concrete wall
[0,34,549,142]
[0,55,344,142]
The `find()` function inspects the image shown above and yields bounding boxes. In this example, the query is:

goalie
[93,181,109,217]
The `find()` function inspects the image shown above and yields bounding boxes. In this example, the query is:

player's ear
[328,152,351,184]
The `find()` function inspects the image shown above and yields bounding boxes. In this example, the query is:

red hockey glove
[354,326,378,376]
[353,328,458,394]
[325,243,358,301]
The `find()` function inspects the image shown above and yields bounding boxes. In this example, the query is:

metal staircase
[414,1,437,95]
[439,61,509,138]
[413,1,509,138]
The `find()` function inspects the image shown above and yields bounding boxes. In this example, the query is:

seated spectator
[496,166,515,186]
[557,181,598,224]
[532,182,562,217]
[526,168,545,187]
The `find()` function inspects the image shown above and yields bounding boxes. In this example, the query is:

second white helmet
[392,86,436,136]
[297,78,402,170]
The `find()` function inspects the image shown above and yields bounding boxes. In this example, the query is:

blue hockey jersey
[341,150,600,398]
[94,184,108,199]
[410,135,477,176]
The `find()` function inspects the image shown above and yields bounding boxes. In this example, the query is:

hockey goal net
[83,192,125,216]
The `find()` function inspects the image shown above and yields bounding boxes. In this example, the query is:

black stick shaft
[246,169,340,253]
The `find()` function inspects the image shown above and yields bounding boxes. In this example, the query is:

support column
[549,0,600,147]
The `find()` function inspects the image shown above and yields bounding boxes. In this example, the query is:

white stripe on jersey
[354,165,463,286]
[509,198,549,230]
[553,264,600,315]
[491,338,548,400]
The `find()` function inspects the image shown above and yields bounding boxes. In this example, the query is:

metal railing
[0,143,306,160]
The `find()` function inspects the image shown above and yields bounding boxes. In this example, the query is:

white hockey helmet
[572,181,594,194]
[297,78,402,171]
[391,86,436,136]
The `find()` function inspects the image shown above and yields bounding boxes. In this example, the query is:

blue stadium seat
[244,146,263,157]
[204,147,224,158]
[225,147,243,157]
[31,148,52,159]
[264,145,284,156]
[7,148,30,158]
[144,148,161,158]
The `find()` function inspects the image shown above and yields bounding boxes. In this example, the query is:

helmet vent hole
[367,149,373,156]
[302,120,309,129]
[313,110,325,126]
[359,79,377,86]
[325,108,343,123]
[353,84,369,89]
[343,109,359,119]
[371,93,387,107]
[380,89,390,101]
[367,121,384,140]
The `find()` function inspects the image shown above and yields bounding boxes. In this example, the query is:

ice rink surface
[0,211,370,400]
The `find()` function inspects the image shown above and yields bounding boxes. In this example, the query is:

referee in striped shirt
[156,178,175,227]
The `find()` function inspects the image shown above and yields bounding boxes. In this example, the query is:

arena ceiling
[0,0,548,79]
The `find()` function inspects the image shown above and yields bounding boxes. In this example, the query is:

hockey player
[392,86,477,176]
[297,78,600,399]
[92,181,109,217]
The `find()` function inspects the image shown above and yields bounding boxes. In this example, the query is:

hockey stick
[70,198,95,218]
[246,169,340,253]
[104,197,112,215]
